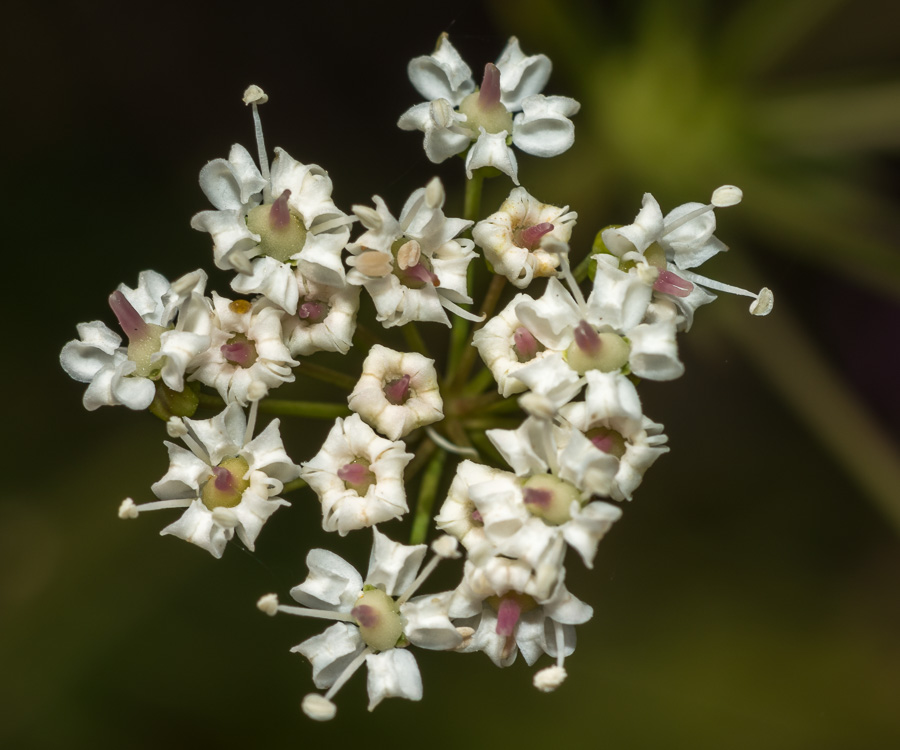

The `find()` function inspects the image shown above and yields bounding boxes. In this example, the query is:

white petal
[365,650,422,711]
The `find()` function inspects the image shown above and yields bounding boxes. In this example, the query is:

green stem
[452,273,507,389]
[404,437,437,483]
[403,321,430,358]
[281,478,308,494]
[463,366,498,396]
[410,447,447,545]
[463,170,485,224]
[573,252,595,283]
[259,399,351,419]
[299,361,357,391]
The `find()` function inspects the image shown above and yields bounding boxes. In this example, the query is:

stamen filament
[661,203,713,237]
[131,498,193,513]
[324,646,373,701]
[275,605,358,623]
[309,214,358,235]
[425,427,478,458]
[396,553,442,605]
[251,103,269,186]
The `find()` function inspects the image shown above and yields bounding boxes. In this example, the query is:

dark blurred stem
[410,447,447,545]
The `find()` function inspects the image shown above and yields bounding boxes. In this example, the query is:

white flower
[560,371,669,501]
[435,459,503,552]
[60,270,210,411]
[300,414,414,536]
[189,293,298,405]
[473,187,577,287]
[283,275,360,357]
[345,178,477,327]
[192,132,353,295]
[449,553,590,675]
[472,290,563,398]
[398,36,580,184]
[599,187,773,328]
[515,275,683,382]
[260,529,461,718]
[347,345,443,440]
[123,402,299,558]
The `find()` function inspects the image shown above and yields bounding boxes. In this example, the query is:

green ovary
[246,204,308,263]
[201,456,251,509]
[352,587,405,652]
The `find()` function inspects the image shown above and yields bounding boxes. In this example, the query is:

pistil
[383,374,411,405]
[517,222,554,250]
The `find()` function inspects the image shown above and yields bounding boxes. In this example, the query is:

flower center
[565,321,631,375]
[221,333,258,368]
[297,299,329,324]
[109,291,167,380]
[586,426,627,459]
[513,326,543,362]
[246,189,308,263]
[458,63,514,136]
[392,238,439,289]
[383,374,411,405]
[201,456,251,509]
[351,587,405,652]
[337,459,376,496]
[514,222,554,250]
[522,474,582,525]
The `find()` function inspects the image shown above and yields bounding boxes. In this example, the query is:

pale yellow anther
[396,240,421,270]
[424,177,444,209]
[355,250,393,278]
[243,85,268,105]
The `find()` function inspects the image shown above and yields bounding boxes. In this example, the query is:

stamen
[245,382,265,443]
[496,596,522,637]
[677,270,774,315]
[269,189,292,230]
[439,296,485,322]
[309,213,358,235]
[653,269,694,297]
[383,374,411,405]
[518,222,554,249]
[543,237,586,309]
[243,85,270,185]
[478,63,502,109]
[108,291,148,342]
[574,321,601,355]
[302,694,337,722]
[661,203,714,237]
[396,540,454,605]
[118,497,193,519]
[273,603,357,623]
[425,426,478,458]
[323,646,373,702]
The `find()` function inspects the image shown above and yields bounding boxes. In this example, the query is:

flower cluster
[61,34,772,720]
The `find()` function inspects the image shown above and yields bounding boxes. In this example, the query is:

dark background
[4,1,900,748]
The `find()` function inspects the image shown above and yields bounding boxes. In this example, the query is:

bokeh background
[4,1,900,748]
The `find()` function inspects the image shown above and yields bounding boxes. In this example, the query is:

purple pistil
[518,222,554,250]
[351,604,379,629]
[653,269,694,298]
[221,340,255,367]
[471,508,483,524]
[298,301,327,323]
[591,434,614,453]
[108,291,148,342]
[269,189,292,230]
[574,320,601,355]
[212,465,236,493]
[523,487,553,510]
[513,326,539,361]
[495,596,522,637]
[405,262,440,287]
[338,462,371,485]
[478,63,502,109]
[383,374,411,405]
